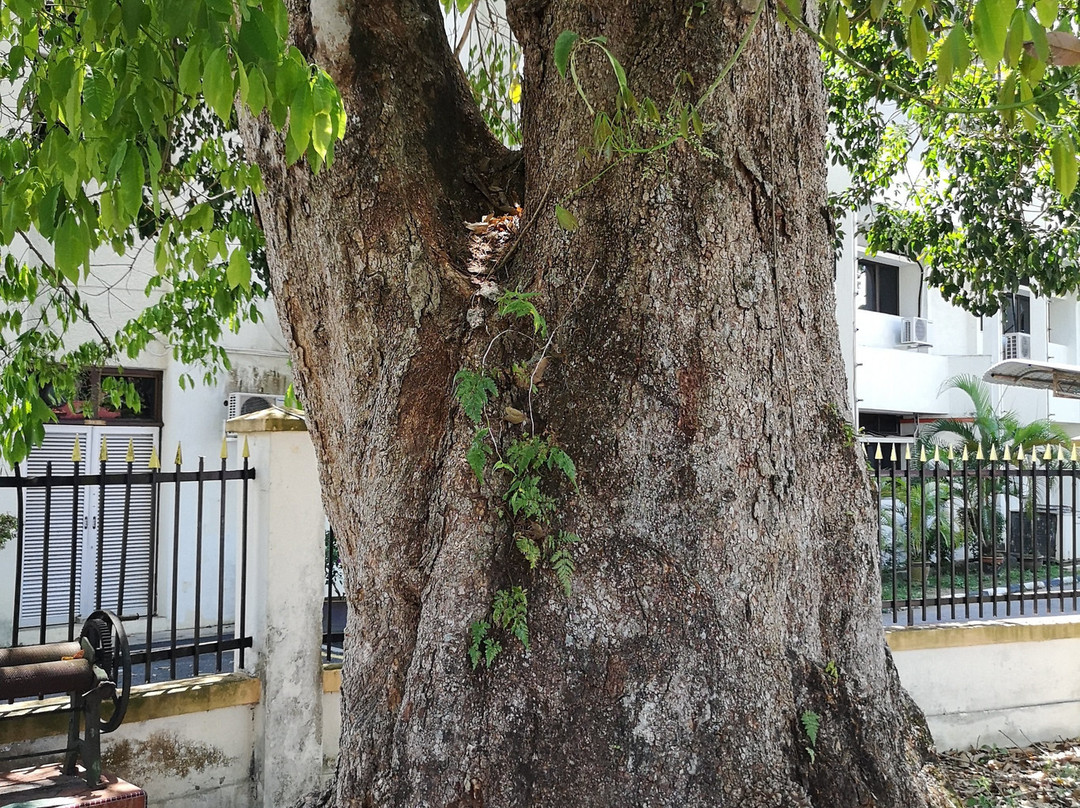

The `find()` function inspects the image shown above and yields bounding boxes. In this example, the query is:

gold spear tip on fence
[963,445,969,462]
[1045,445,1054,461]
[148,446,160,470]
[890,444,897,462]
[875,443,883,460]
[1059,445,1067,462]
[904,445,912,462]
[933,445,940,462]
[71,436,82,463]
[948,445,955,461]
[174,443,183,466]
[989,445,998,461]
[919,445,927,463]
[99,436,108,462]
[126,439,135,463]
[975,444,983,461]
[220,437,229,460]
[1073,444,1079,463]
[1006,445,1015,462]
[242,437,250,459]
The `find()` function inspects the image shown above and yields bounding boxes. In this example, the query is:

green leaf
[178,43,203,97]
[1052,134,1077,198]
[937,33,956,86]
[54,214,87,284]
[1025,12,1049,64]
[264,0,289,39]
[83,70,115,120]
[203,46,236,123]
[547,446,577,486]
[824,2,838,44]
[245,65,268,117]
[118,146,144,223]
[908,13,929,65]
[555,204,578,232]
[553,31,579,79]
[1035,0,1058,28]
[515,533,542,568]
[973,0,1012,68]
[483,638,501,668]
[286,80,314,164]
[950,25,972,77]
[837,9,850,42]
[550,547,575,597]
[237,9,279,63]
[453,370,497,423]
[1004,8,1026,68]
[226,248,252,290]
[466,427,492,483]
[121,0,149,37]
[869,0,889,20]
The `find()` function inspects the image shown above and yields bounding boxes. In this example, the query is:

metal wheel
[81,610,131,732]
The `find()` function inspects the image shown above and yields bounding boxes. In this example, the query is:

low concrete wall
[888,617,1080,751]
[0,669,343,807]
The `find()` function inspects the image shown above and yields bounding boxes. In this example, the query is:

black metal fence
[871,440,1080,625]
[0,441,255,686]
[323,527,344,663]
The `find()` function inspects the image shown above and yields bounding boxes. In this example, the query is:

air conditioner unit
[900,317,931,346]
[226,392,286,421]
[1002,333,1032,361]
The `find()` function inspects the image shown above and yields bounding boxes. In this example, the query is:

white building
[834,209,1080,448]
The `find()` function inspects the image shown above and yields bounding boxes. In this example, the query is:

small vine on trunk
[454,290,580,669]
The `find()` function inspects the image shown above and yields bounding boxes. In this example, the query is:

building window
[1002,293,1030,334]
[45,367,163,425]
[857,259,900,315]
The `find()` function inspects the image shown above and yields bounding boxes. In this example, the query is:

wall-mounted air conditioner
[899,317,931,346]
[226,392,286,421]
[1002,333,1032,360]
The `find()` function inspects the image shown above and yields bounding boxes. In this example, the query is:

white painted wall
[890,620,1080,751]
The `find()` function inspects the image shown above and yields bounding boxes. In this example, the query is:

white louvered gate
[20,425,158,625]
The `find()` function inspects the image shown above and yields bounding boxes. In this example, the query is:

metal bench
[0,610,132,787]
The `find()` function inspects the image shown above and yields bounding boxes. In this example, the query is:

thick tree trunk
[242,1,955,805]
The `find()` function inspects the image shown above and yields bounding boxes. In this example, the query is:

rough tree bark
[240,1,956,805]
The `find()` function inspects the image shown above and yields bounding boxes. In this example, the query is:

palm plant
[918,374,1070,456]
[918,374,1071,558]
[878,478,965,569]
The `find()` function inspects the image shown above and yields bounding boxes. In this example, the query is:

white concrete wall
[890,619,1080,751]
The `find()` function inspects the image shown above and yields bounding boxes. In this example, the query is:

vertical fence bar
[216,443,228,673]
[239,443,250,669]
[961,449,971,620]
[1025,455,1036,615]
[12,464,24,646]
[170,446,182,680]
[39,460,52,647]
[1053,447,1063,613]
[95,438,107,611]
[995,458,1006,617]
[325,527,333,661]
[144,447,160,684]
[904,447,913,626]
[68,441,81,642]
[947,448,957,621]
[987,450,996,618]
[194,457,206,677]
[932,453,942,621]
[887,447,898,625]
[1067,447,1075,604]
[919,450,928,623]
[1042,449,1053,613]
[116,443,134,616]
